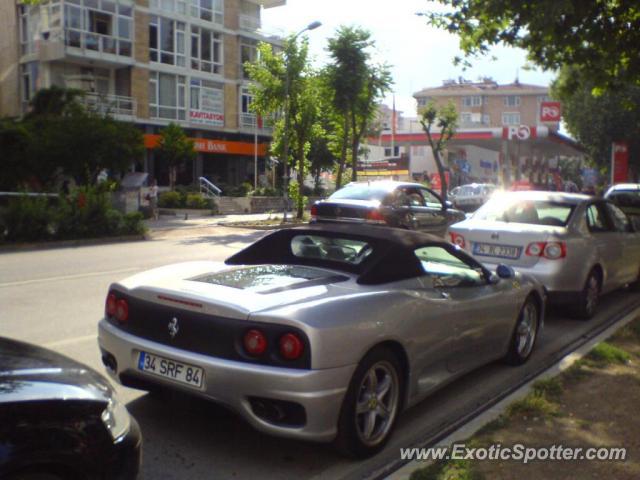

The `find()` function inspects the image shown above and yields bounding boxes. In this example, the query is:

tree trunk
[432,149,448,210]
[296,144,305,219]
[351,138,359,182]
[335,117,349,190]
[169,165,177,191]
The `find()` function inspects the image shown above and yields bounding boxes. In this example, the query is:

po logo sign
[540,101,562,122]
[504,125,532,141]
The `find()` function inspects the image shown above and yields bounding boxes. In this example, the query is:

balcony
[80,92,137,120]
[239,113,274,134]
[63,29,134,65]
[239,14,261,31]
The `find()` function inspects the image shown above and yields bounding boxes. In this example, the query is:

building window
[189,79,224,126]
[21,62,38,110]
[240,37,258,79]
[149,72,186,120]
[460,112,472,124]
[239,0,260,30]
[190,0,223,24]
[416,96,431,107]
[63,0,131,56]
[502,112,521,125]
[503,95,521,107]
[537,95,551,104]
[149,16,186,66]
[149,0,188,15]
[191,26,222,74]
[462,95,482,107]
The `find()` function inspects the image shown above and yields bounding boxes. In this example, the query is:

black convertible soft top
[225,224,450,285]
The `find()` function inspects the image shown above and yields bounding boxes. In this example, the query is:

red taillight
[106,293,117,317]
[244,329,267,356]
[279,333,304,360]
[525,241,566,259]
[366,209,386,223]
[310,204,318,218]
[115,299,129,323]
[449,232,466,248]
[525,242,545,257]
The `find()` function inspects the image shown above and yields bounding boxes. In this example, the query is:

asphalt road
[1,226,638,480]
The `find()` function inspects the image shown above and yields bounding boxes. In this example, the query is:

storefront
[143,133,269,188]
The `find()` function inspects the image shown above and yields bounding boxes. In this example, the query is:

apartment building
[413,78,558,131]
[0,0,284,187]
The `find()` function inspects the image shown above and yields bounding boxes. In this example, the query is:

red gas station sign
[540,102,562,122]
[611,142,629,183]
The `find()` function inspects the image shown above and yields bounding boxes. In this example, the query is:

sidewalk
[145,212,284,232]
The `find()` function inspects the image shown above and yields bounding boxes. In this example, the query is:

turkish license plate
[473,242,521,259]
[138,351,204,389]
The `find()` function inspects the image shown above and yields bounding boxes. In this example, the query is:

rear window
[329,184,391,201]
[291,235,373,265]
[474,198,574,226]
[608,191,640,208]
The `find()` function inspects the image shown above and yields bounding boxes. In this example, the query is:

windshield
[291,235,373,265]
[329,184,391,202]
[474,197,575,226]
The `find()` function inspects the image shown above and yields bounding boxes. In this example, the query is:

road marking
[44,334,97,349]
[0,267,141,288]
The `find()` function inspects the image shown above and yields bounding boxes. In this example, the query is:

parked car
[449,183,497,212]
[0,337,141,480]
[310,181,465,237]
[98,224,545,457]
[448,191,640,319]
[605,183,640,229]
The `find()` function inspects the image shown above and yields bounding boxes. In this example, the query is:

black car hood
[0,337,113,404]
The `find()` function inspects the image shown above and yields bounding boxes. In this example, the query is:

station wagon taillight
[310,204,318,219]
[526,241,566,259]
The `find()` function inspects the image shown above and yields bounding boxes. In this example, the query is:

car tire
[574,269,601,320]
[334,346,403,458]
[504,296,540,365]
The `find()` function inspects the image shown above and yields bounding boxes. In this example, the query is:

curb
[0,234,148,253]
[384,302,640,480]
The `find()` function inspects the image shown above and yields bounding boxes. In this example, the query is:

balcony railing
[64,29,132,58]
[239,113,274,133]
[81,92,137,118]
[239,14,261,31]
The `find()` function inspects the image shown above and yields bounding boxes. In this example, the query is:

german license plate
[473,242,521,259]
[138,351,204,388]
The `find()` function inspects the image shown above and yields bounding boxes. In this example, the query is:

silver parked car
[448,191,640,318]
[98,224,545,457]
[450,183,497,212]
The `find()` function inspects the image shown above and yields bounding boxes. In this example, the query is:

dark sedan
[0,337,141,480]
[311,181,465,237]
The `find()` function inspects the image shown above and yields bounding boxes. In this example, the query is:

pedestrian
[148,179,159,220]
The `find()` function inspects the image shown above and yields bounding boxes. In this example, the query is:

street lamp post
[282,20,321,222]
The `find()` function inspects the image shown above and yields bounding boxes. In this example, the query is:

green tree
[325,26,392,187]
[423,1,640,92]
[1,87,144,189]
[155,123,196,190]
[420,102,458,206]
[552,65,640,175]
[246,37,323,218]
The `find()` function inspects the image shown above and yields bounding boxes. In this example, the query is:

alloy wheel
[516,302,538,358]
[354,361,400,447]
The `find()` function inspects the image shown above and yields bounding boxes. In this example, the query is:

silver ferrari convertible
[98,224,545,457]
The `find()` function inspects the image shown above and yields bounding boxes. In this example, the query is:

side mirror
[488,273,500,285]
[445,200,453,209]
[496,264,516,279]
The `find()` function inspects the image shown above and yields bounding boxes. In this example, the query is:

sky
[262,0,556,118]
